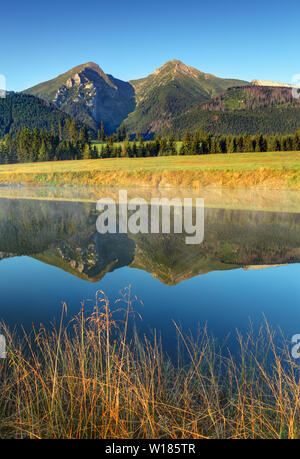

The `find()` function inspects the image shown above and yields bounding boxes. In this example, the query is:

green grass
[0,151,299,189]
[91,141,183,154]
[1,291,300,439]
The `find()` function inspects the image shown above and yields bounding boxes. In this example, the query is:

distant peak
[252,79,299,88]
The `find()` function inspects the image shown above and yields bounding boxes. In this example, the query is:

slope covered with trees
[0,93,71,136]
[171,86,300,135]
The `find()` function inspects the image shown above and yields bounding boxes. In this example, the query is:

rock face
[24,62,136,134]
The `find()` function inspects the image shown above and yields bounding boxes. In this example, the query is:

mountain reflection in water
[0,194,299,285]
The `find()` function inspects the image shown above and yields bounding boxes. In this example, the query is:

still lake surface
[0,186,299,355]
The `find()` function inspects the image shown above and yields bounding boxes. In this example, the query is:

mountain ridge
[24,60,249,135]
[21,60,300,136]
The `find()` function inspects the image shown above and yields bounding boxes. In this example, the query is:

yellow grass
[0,290,300,439]
[0,152,299,189]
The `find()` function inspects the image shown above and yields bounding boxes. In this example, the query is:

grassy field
[0,151,299,188]
[0,292,300,439]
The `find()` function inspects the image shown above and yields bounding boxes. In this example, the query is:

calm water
[0,187,300,355]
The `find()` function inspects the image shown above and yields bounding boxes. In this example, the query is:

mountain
[24,62,135,134]
[24,60,249,136]
[22,60,300,137]
[0,92,84,137]
[123,60,249,135]
[172,85,300,135]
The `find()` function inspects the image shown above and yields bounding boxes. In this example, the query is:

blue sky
[1,0,299,91]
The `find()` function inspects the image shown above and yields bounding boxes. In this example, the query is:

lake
[0,186,299,357]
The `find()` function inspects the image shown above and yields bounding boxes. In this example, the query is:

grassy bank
[0,152,299,189]
[0,291,300,439]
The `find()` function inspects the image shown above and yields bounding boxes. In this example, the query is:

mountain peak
[153,60,215,82]
[155,59,195,73]
[66,61,115,86]
[71,61,99,71]
[82,61,100,69]
[163,59,185,66]
[76,61,105,75]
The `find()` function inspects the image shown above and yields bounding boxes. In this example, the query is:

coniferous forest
[1,124,300,164]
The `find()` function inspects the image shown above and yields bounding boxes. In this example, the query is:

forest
[1,124,300,164]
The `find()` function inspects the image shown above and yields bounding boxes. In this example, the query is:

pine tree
[83,143,92,159]
[121,123,127,141]
[100,121,105,142]
[38,140,48,162]
[228,136,237,153]
[58,120,63,141]
[68,119,78,144]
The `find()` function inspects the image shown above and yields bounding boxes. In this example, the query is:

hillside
[173,85,300,135]
[24,62,135,134]
[0,92,82,137]
[202,85,300,111]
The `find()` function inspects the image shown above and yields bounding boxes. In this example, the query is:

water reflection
[0,193,299,285]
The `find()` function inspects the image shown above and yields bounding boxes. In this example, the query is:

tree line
[1,125,300,164]
[97,130,300,158]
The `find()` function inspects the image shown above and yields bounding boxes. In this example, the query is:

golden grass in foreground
[0,289,300,439]
[0,152,299,188]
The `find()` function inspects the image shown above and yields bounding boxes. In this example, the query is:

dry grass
[0,289,300,439]
[0,152,299,189]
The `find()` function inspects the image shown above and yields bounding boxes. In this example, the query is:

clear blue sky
[1,0,300,91]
